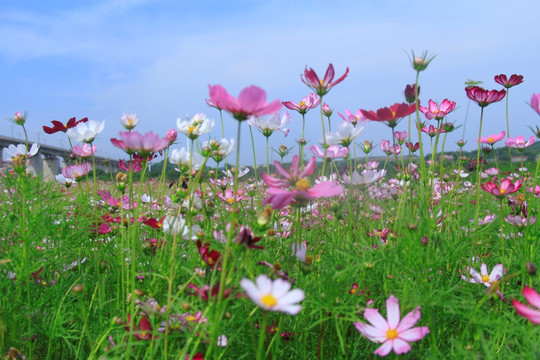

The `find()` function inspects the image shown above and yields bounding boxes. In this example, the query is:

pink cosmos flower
[322,103,332,117]
[419,99,456,120]
[481,178,522,198]
[208,84,282,121]
[461,263,503,288]
[512,286,540,324]
[111,131,170,157]
[262,155,343,209]
[380,140,400,156]
[494,74,523,88]
[505,215,536,227]
[338,109,366,126]
[506,135,535,150]
[530,93,540,116]
[61,163,92,181]
[477,130,506,145]
[308,144,348,160]
[98,190,135,210]
[393,131,408,145]
[282,93,320,115]
[354,295,429,356]
[72,143,96,158]
[301,64,349,97]
[465,86,506,108]
[405,142,419,152]
[361,103,415,128]
[421,124,444,138]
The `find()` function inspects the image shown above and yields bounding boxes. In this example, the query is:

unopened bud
[134,289,145,297]
[526,262,537,276]
[72,284,84,293]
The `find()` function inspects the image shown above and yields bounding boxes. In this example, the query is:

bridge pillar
[28,152,44,176]
[42,155,60,181]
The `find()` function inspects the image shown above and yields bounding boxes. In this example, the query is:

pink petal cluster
[477,131,506,145]
[354,295,429,356]
[506,135,535,150]
[301,64,349,96]
[262,155,343,209]
[62,163,92,180]
[111,131,171,157]
[208,85,282,121]
[308,145,348,160]
[419,99,456,120]
[480,178,522,198]
[465,86,506,107]
[530,93,540,116]
[72,143,96,158]
[338,109,366,125]
[494,74,523,88]
[282,93,320,115]
[512,287,540,324]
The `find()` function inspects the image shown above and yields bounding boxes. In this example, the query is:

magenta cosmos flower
[62,163,92,181]
[506,135,535,150]
[338,109,366,126]
[208,84,282,121]
[361,103,415,128]
[301,64,349,96]
[481,178,522,198]
[111,131,170,157]
[494,74,523,88]
[419,99,456,120]
[512,287,540,324]
[354,295,429,356]
[465,86,506,107]
[477,130,506,145]
[308,144,348,159]
[282,93,320,115]
[262,155,343,209]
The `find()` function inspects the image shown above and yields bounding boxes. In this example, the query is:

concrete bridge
[0,135,120,180]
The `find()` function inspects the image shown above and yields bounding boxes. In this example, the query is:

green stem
[320,98,328,177]
[249,125,259,186]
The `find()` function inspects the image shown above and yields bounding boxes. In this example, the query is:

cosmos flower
[477,131,506,145]
[308,144,348,160]
[177,113,214,140]
[481,178,522,198]
[354,295,429,356]
[494,74,523,88]
[282,93,320,115]
[361,103,415,128]
[461,263,503,288]
[247,112,291,138]
[506,135,535,151]
[72,143,96,158]
[338,109,366,126]
[61,163,92,181]
[240,274,305,315]
[262,155,343,209]
[530,93,540,116]
[208,85,282,121]
[66,120,105,143]
[169,147,204,173]
[325,121,365,147]
[465,86,506,108]
[301,63,349,96]
[419,99,456,120]
[121,113,140,130]
[512,286,540,324]
[343,169,387,186]
[43,117,88,134]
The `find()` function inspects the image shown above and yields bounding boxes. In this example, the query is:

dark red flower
[236,225,264,249]
[360,103,415,128]
[196,240,221,267]
[125,314,156,341]
[403,84,420,104]
[494,74,524,88]
[43,117,88,134]
[465,86,506,108]
[143,217,164,229]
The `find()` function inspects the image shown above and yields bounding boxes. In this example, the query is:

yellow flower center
[261,294,277,307]
[488,137,494,143]
[185,315,197,322]
[350,288,358,295]
[481,274,490,283]
[227,198,234,203]
[298,101,306,107]
[295,178,310,191]
[188,126,196,134]
[499,188,506,194]
[386,329,398,340]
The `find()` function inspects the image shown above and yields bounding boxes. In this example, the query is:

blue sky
[1,0,539,166]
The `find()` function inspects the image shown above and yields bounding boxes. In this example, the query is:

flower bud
[322,103,333,117]
[526,262,537,276]
[13,111,26,125]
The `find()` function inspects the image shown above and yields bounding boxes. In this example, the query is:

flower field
[1,53,540,359]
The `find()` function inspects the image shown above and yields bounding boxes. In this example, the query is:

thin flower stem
[266,136,270,174]
[320,98,328,177]
[474,107,485,234]
[505,88,513,165]
[249,125,259,186]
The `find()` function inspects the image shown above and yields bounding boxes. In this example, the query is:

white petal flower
[240,274,305,315]
[177,113,214,140]
[162,215,199,240]
[66,120,105,143]
[325,121,365,147]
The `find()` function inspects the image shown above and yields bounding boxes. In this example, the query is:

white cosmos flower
[240,274,305,315]
[325,121,365,147]
[6,143,39,159]
[121,113,139,130]
[343,169,387,185]
[162,215,199,240]
[66,120,105,143]
[169,147,204,171]
[177,113,214,140]
[247,112,291,137]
